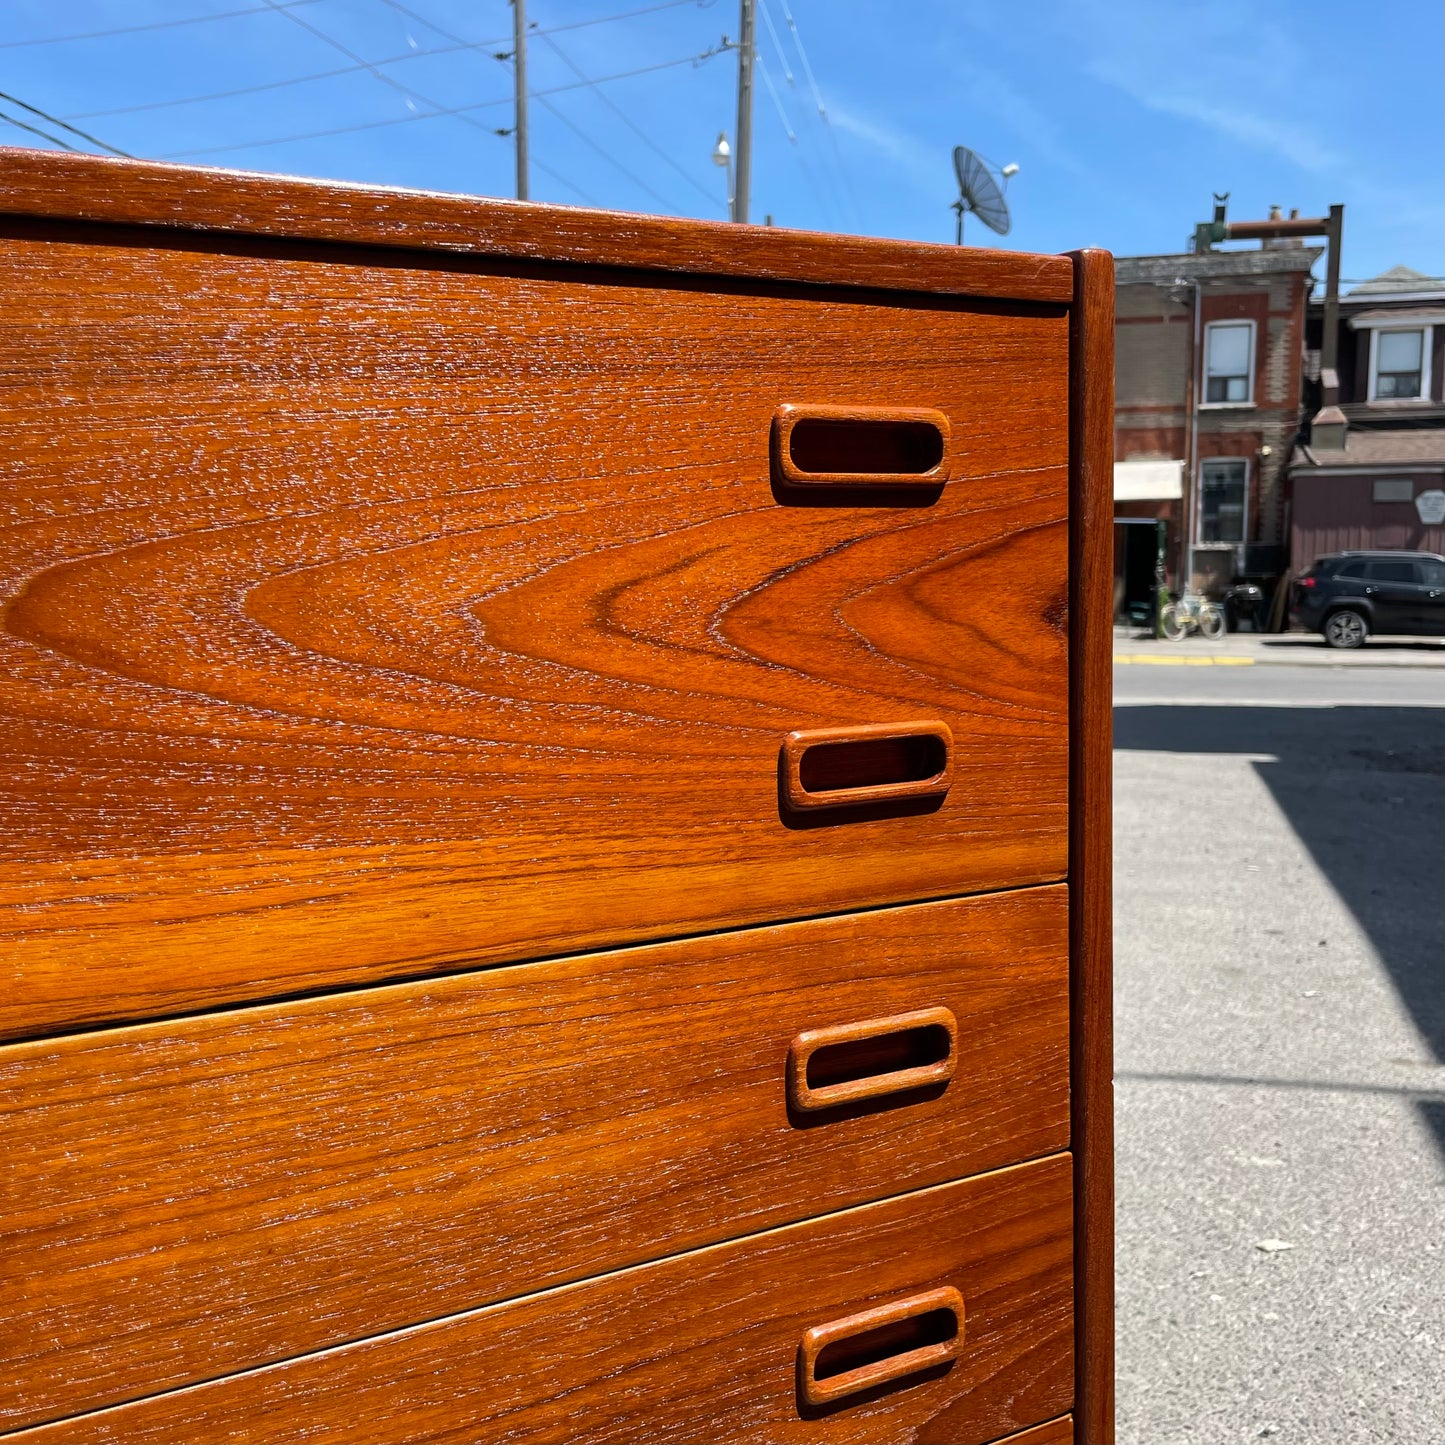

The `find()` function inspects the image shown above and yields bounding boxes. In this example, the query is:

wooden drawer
[0,216,1068,1039]
[0,889,1066,1430]
[8,1155,1074,1445]
[991,1420,1073,1444]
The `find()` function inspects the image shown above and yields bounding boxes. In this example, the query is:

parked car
[1291,551,1445,648]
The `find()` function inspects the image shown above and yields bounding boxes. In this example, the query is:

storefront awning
[1114,459,1183,501]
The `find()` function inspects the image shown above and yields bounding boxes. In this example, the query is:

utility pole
[511,0,529,201]
[731,0,755,223]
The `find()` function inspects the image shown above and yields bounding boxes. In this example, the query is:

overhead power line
[0,107,82,150]
[70,40,503,120]
[261,0,458,116]
[536,30,725,214]
[375,0,709,47]
[775,0,857,226]
[363,0,718,216]
[755,57,793,143]
[0,0,325,50]
[70,2,717,119]
[533,94,673,212]
[256,0,595,202]
[0,88,131,156]
[757,0,793,84]
[162,47,724,159]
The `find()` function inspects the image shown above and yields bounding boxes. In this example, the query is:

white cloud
[1064,0,1343,173]
[827,100,940,192]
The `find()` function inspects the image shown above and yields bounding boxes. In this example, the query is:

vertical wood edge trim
[0,147,1073,303]
[1065,247,1115,1445]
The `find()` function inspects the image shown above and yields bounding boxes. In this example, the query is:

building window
[1198,458,1247,543]
[1203,320,1255,405]
[1369,328,1427,400]
[1372,478,1415,503]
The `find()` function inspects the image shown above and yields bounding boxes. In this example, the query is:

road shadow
[1113,706,1445,1062]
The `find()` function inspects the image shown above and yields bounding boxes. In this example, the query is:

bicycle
[1158,592,1226,641]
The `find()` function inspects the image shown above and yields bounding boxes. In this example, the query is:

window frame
[1200,319,1257,408]
[1367,326,1431,402]
[1195,455,1250,546]
[1364,558,1420,585]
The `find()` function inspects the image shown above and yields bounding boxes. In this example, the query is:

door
[1362,558,1419,633]
[1411,556,1445,634]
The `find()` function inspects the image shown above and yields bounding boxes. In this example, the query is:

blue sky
[3,0,1440,285]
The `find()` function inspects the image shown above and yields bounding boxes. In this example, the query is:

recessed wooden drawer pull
[787,1006,958,1112]
[781,721,953,811]
[799,1286,966,1408]
[772,403,952,486]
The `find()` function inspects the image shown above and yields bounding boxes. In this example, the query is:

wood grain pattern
[0,889,1069,1431]
[0,219,1069,1039]
[6,1156,1074,1445]
[989,1417,1074,1444]
[0,147,1074,303]
[1067,248,1116,1445]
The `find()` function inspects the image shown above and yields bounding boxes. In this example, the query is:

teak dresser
[0,148,1113,1445]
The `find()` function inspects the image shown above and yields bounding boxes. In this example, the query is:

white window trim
[1348,310,1445,330]
[1367,325,1433,402]
[1199,318,1257,409]
[1195,455,1250,547]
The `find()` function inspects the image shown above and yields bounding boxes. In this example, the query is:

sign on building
[1416,489,1445,525]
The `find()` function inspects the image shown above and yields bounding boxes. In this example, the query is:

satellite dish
[952,145,1011,243]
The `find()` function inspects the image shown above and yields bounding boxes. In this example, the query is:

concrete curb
[1113,632,1445,670]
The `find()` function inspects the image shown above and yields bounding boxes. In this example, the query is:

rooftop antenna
[952,146,1014,244]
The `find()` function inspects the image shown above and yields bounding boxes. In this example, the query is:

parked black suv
[1291,550,1445,647]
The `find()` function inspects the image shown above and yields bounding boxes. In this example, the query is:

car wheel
[1324,608,1368,649]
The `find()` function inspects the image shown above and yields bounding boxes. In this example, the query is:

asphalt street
[1113,660,1444,1444]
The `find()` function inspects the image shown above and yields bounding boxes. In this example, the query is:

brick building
[1113,243,1322,597]
[1288,265,1445,568]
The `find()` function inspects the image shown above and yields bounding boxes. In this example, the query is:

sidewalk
[1114,626,1445,669]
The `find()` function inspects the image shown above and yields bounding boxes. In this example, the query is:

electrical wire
[260,0,465,117]
[753,52,837,228]
[70,1,717,120]
[70,40,503,120]
[755,57,793,144]
[256,0,614,202]
[776,0,858,226]
[162,48,724,159]
[0,0,325,50]
[530,154,600,206]
[0,107,82,150]
[375,0,707,46]
[259,0,599,203]
[535,30,725,214]
[757,0,793,85]
[370,0,720,216]
[532,94,674,212]
[0,89,131,156]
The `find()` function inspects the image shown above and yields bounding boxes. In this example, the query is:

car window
[1334,561,1367,579]
[1419,559,1445,588]
[1366,560,1418,584]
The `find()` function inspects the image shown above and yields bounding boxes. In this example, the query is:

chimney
[1310,204,1347,450]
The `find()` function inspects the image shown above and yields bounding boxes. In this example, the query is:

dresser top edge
[0,146,1078,304]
